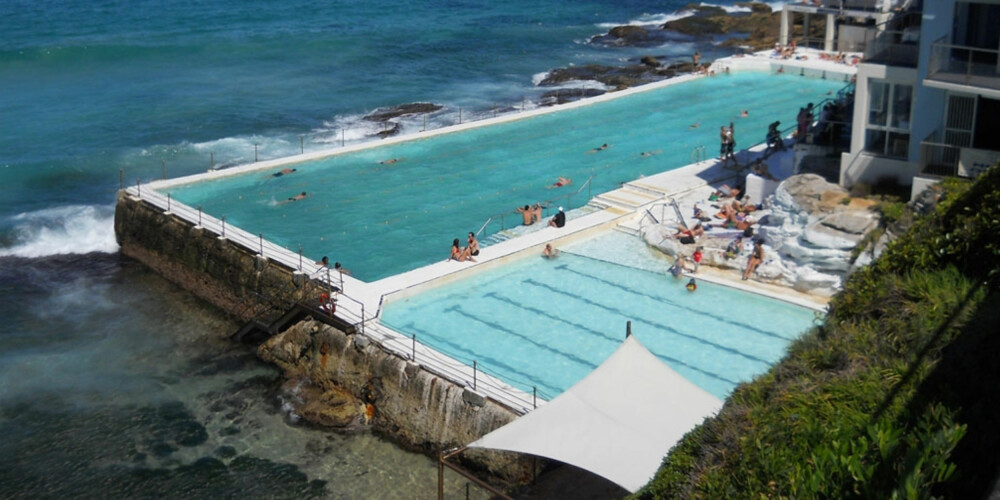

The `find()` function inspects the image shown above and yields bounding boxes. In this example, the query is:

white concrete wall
[840,151,917,188]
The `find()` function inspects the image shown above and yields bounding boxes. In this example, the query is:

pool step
[592,186,662,210]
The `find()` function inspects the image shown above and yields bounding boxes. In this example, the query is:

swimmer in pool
[548,176,572,189]
[287,191,308,202]
[380,158,400,165]
[587,143,609,153]
[272,168,297,177]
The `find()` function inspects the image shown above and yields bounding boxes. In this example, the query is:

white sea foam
[0,205,119,258]
[595,1,768,31]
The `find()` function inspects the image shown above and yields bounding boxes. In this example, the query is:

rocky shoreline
[366,2,783,135]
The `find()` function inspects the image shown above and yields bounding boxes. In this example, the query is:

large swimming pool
[380,232,819,400]
[165,71,846,280]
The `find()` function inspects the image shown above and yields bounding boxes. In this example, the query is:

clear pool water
[167,72,847,281]
[380,232,819,400]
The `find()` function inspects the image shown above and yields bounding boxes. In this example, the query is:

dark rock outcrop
[363,102,442,122]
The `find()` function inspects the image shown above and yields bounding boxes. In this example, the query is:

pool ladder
[690,145,706,164]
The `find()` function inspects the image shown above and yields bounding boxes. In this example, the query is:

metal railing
[918,140,961,177]
[863,28,920,67]
[122,184,544,414]
[928,38,1000,91]
[690,145,706,164]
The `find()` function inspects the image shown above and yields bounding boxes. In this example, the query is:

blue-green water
[1,0,789,496]
[168,72,844,280]
[382,232,818,400]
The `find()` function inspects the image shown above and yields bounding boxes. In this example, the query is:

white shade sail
[468,335,723,493]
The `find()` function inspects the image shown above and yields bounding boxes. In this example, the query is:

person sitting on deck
[764,121,785,156]
[743,238,765,280]
[448,238,476,262]
[549,207,566,228]
[467,232,480,257]
[725,236,744,259]
[516,204,537,225]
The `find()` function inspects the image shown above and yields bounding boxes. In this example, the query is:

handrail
[122,184,541,414]
[473,175,595,235]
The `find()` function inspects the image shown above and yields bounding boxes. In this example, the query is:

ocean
[0,0,760,497]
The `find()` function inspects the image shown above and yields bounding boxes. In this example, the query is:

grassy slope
[635,165,1000,499]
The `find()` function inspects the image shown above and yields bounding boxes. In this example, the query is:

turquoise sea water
[168,72,843,280]
[1,0,789,497]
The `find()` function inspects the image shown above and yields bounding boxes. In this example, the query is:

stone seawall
[114,191,530,482]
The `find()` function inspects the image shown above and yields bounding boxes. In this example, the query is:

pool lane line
[384,320,562,398]
[483,290,742,389]
[523,276,772,367]
[551,257,797,342]
[445,303,599,372]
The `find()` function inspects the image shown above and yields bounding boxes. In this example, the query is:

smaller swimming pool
[380,232,819,400]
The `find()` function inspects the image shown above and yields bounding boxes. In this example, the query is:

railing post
[136,178,141,198]
[220,216,226,239]
[626,320,632,338]
[254,143,258,162]
[161,159,166,180]
[298,245,303,272]
[259,233,264,255]
[473,361,477,391]
[210,152,214,170]
[458,107,462,124]
[411,334,416,361]
[360,303,365,335]
[300,135,304,154]
[533,386,537,409]
[197,206,203,227]
[119,169,123,191]
[166,193,171,213]
[341,129,345,147]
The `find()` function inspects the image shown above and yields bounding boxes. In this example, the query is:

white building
[837,0,1000,198]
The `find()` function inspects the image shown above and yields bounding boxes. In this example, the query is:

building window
[865,81,912,158]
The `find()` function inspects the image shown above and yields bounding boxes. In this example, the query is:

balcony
[919,132,1000,178]
[863,27,920,67]
[927,39,1000,94]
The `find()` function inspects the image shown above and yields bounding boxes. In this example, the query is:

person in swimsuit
[542,243,559,259]
[272,168,297,177]
[548,176,572,189]
[532,203,544,224]
[285,191,308,202]
[449,238,475,262]
[516,205,534,225]
[588,143,609,153]
[743,238,764,280]
[467,232,480,257]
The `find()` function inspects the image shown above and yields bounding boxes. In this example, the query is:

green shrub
[635,165,1000,499]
